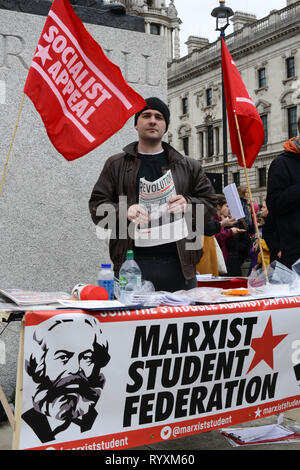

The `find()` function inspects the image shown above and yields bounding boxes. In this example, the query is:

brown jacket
[89,141,217,279]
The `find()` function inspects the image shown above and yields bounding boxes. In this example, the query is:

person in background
[261,200,268,220]
[266,117,300,269]
[238,186,254,235]
[196,236,219,277]
[251,200,271,272]
[249,234,260,274]
[214,195,243,268]
[256,211,265,229]
[252,201,259,228]
[262,213,281,264]
[196,214,237,276]
[226,215,251,277]
[248,207,263,275]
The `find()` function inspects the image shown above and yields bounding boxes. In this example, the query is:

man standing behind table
[267,116,300,269]
[89,97,217,292]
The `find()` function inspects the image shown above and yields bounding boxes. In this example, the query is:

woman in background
[238,186,254,235]
[214,195,243,267]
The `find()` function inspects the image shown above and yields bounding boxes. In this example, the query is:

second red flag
[221,38,264,169]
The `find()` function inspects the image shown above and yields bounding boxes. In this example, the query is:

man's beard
[32,371,105,422]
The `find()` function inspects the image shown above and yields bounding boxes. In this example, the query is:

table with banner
[5,294,300,450]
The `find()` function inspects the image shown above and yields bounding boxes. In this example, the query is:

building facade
[167,0,300,204]
[116,0,300,204]
[114,0,182,61]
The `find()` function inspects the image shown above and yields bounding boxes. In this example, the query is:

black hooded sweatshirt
[267,142,300,258]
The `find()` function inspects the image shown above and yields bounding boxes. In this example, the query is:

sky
[174,0,287,56]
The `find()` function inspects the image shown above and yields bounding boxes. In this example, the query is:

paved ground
[1,408,300,451]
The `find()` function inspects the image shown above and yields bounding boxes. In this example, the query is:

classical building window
[206,88,212,107]
[178,124,191,156]
[287,106,298,138]
[207,125,214,157]
[258,68,266,88]
[233,171,240,187]
[182,97,188,115]
[286,57,295,79]
[196,120,221,160]
[261,114,268,145]
[258,167,267,188]
[183,137,189,156]
[150,23,160,35]
[146,0,153,7]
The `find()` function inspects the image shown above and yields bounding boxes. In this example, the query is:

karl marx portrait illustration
[22,313,110,443]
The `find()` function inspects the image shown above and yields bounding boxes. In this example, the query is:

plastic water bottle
[119,250,142,304]
[97,264,114,300]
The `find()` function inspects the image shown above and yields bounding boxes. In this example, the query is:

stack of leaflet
[130,291,192,306]
[0,288,72,305]
[221,424,300,446]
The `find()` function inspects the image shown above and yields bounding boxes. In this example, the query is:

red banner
[18,298,300,450]
[24,0,146,161]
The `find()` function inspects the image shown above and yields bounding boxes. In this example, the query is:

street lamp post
[211,0,234,189]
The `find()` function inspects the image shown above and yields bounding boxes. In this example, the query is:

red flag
[221,38,264,169]
[24,0,146,161]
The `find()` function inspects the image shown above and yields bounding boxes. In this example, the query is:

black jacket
[226,220,251,276]
[262,212,280,262]
[89,141,217,279]
[267,150,300,258]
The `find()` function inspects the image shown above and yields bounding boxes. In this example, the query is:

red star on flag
[34,44,52,66]
[247,317,287,373]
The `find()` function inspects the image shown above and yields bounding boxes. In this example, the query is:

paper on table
[223,183,245,220]
[0,288,72,306]
[58,300,147,311]
[196,274,213,280]
[59,300,124,309]
[130,292,192,306]
[222,424,294,444]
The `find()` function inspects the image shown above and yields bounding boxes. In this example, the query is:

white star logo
[34,44,52,66]
[255,407,262,418]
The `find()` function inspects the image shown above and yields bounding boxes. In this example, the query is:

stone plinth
[0,6,167,397]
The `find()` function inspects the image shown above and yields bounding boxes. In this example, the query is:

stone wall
[0,7,167,397]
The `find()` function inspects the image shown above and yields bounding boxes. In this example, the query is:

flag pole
[0,93,25,197]
[234,114,269,283]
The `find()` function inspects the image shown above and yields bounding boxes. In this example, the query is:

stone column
[219,123,224,156]
[197,131,203,160]
[167,28,171,59]
[202,130,207,159]
[170,28,174,60]
[174,26,180,60]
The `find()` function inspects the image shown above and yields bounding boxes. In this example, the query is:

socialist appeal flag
[24,0,146,161]
[221,38,264,169]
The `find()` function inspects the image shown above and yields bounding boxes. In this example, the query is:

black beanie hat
[134,97,170,132]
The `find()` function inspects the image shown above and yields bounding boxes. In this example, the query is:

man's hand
[127,204,149,226]
[168,195,187,214]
